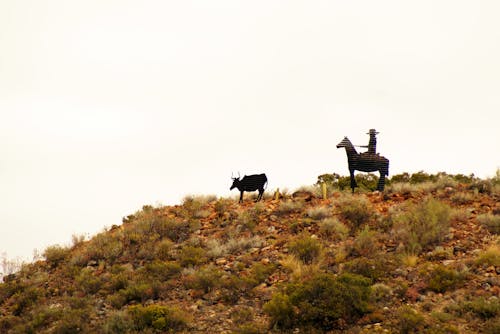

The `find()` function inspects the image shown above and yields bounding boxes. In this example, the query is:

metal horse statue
[336,137,389,192]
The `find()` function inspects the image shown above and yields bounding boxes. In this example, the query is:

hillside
[1,172,499,333]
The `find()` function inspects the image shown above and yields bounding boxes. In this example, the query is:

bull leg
[239,191,244,203]
[257,189,264,202]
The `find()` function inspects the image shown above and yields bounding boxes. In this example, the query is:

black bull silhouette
[230,174,268,203]
[336,137,389,192]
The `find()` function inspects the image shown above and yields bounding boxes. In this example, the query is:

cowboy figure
[361,129,379,155]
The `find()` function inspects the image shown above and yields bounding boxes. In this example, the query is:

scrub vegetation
[0,170,499,333]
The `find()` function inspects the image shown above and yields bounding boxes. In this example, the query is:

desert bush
[484,317,500,334]
[398,306,426,334]
[102,311,133,334]
[85,232,123,263]
[477,213,500,234]
[243,262,277,288]
[177,245,206,267]
[389,172,411,183]
[469,178,495,194]
[409,171,439,184]
[71,234,86,248]
[131,210,193,243]
[319,218,349,241]
[230,307,265,333]
[343,257,386,282]
[275,200,304,216]
[425,246,453,261]
[352,226,379,257]
[43,245,70,268]
[475,245,500,267]
[263,292,295,329]
[370,283,393,303]
[237,211,258,232]
[317,173,379,191]
[138,260,182,281]
[288,234,323,264]
[450,192,476,205]
[306,206,331,220]
[337,195,374,231]
[264,272,371,331]
[51,308,90,334]
[122,281,160,305]
[10,286,44,316]
[446,297,500,320]
[181,194,216,219]
[392,198,451,254]
[128,304,190,332]
[214,198,232,218]
[385,182,419,195]
[76,268,103,294]
[225,236,265,254]
[182,265,222,293]
[155,239,174,261]
[0,314,21,332]
[425,265,465,293]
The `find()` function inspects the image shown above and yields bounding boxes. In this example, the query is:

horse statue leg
[377,172,386,191]
[350,169,357,193]
[377,162,389,191]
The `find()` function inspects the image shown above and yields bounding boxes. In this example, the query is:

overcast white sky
[1,1,499,261]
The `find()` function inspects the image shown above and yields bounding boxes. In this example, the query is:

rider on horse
[360,129,379,155]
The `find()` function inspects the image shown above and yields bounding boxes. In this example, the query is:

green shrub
[426,265,465,293]
[446,297,500,320]
[177,245,206,267]
[43,245,70,268]
[317,173,379,191]
[232,323,266,334]
[484,317,500,334]
[353,226,379,257]
[398,306,425,334]
[275,200,304,216]
[450,192,475,205]
[288,234,322,264]
[477,213,500,234]
[337,195,374,231]
[138,260,182,282]
[102,311,133,334]
[343,258,385,282]
[409,171,438,184]
[392,198,451,254]
[183,265,222,293]
[319,218,349,241]
[85,232,123,263]
[155,239,174,261]
[390,172,410,183]
[306,206,331,220]
[10,287,43,316]
[264,273,371,330]
[0,315,21,332]
[128,304,190,332]
[117,282,159,305]
[237,211,258,232]
[263,292,294,329]
[475,245,500,267]
[242,262,277,288]
[214,197,231,217]
[76,268,103,294]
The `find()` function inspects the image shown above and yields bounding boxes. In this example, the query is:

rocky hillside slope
[1,172,499,333]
